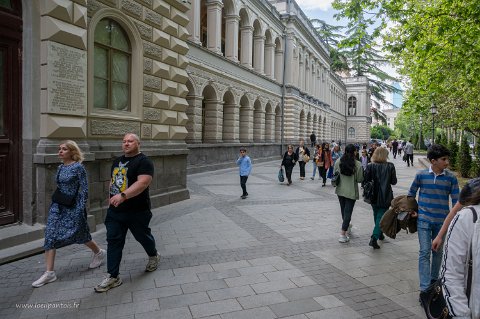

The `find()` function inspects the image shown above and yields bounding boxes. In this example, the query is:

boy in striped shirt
[408,144,459,297]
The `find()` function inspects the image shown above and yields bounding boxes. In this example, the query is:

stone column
[225,15,239,62]
[253,35,265,74]
[203,99,223,142]
[265,110,275,142]
[239,106,253,142]
[240,26,253,68]
[206,0,223,54]
[298,50,304,91]
[284,34,294,85]
[222,103,239,142]
[186,95,203,143]
[187,0,202,44]
[253,108,266,142]
[305,63,310,94]
[275,111,282,142]
[274,47,283,82]
[264,43,275,78]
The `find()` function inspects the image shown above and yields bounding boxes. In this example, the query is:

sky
[295,0,403,107]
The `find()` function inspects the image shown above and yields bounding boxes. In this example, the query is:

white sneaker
[32,271,57,288]
[145,253,160,272]
[94,275,122,293]
[348,223,353,235]
[89,249,106,269]
[338,235,350,243]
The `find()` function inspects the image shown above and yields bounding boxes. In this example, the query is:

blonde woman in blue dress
[32,140,105,287]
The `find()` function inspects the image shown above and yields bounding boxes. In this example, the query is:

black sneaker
[369,237,380,249]
[241,195,247,199]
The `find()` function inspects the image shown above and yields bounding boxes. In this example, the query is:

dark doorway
[0,0,22,225]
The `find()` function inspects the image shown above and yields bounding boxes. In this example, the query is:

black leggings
[299,161,306,177]
[285,166,293,183]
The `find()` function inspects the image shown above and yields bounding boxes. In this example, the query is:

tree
[471,143,480,178]
[457,138,472,177]
[331,0,400,105]
[371,125,392,140]
[448,140,459,171]
[311,19,349,72]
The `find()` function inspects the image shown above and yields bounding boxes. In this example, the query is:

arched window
[348,96,357,116]
[348,127,355,138]
[94,19,131,111]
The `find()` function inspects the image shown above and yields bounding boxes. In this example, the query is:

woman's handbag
[331,171,340,187]
[316,160,324,167]
[419,279,451,319]
[362,180,375,204]
[278,168,285,182]
[52,188,77,207]
[303,154,310,163]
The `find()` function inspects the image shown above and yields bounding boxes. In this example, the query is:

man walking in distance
[309,131,316,148]
[405,139,415,167]
[95,133,160,292]
[392,139,398,159]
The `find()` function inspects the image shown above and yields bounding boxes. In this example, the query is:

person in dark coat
[309,131,316,147]
[364,147,397,249]
[281,145,298,185]
[295,138,310,180]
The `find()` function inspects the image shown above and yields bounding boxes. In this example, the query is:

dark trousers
[105,208,157,277]
[285,166,293,183]
[319,166,327,184]
[338,195,356,231]
[392,148,397,159]
[240,175,248,196]
[406,154,414,166]
[299,161,306,177]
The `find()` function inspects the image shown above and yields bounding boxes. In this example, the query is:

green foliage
[412,133,418,149]
[437,134,448,147]
[312,19,350,72]
[371,125,393,140]
[457,138,472,177]
[471,143,480,177]
[448,140,459,171]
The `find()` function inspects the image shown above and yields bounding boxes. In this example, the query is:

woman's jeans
[371,206,387,239]
[338,196,356,231]
[299,161,306,177]
[312,162,320,177]
[417,220,443,291]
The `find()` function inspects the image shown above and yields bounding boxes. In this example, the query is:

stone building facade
[184,0,371,172]
[0,0,371,240]
[0,0,192,233]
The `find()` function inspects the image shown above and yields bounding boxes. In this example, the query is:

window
[94,19,131,111]
[348,127,355,138]
[348,96,357,116]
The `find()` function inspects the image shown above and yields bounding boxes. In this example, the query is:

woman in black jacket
[281,145,298,185]
[364,147,397,249]
[295,138,310,180]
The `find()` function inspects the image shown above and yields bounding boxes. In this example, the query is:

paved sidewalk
[1,154,427,319]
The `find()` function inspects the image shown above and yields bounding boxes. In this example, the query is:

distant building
[384,108,401,131]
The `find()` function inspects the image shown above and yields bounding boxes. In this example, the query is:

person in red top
[318,142,334,187]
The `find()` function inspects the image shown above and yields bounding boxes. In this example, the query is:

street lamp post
[418,115,424,149]
[431,104,437,144]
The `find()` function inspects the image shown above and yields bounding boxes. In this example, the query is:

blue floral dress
[44,162,91,250]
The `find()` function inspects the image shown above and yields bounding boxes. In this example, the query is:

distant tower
[392,82,403,108]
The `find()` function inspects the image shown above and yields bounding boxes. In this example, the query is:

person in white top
[441,177,480,319]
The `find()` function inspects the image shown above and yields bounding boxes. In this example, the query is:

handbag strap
[466,206,477,302]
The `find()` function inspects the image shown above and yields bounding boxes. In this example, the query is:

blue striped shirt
[408,168,459,224]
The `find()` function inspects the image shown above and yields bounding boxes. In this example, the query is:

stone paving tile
[280,285,329,301]
[207,286,256,301]
[158,292,211,309]
[236,291,289,309]
[1,158,427,319]
[305,306,362,319]
[219,306,277,319]
[134,307,192,319]
[189,299,243,318]
[268,298,324,317]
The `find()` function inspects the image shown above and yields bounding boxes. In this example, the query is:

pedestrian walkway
[1,153,427,319]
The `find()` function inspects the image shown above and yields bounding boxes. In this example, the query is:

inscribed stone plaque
[47,42,87,116]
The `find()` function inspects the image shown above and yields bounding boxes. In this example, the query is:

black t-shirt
[109,153,154,212]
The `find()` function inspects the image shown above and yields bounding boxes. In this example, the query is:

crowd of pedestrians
[33,133,479,318]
